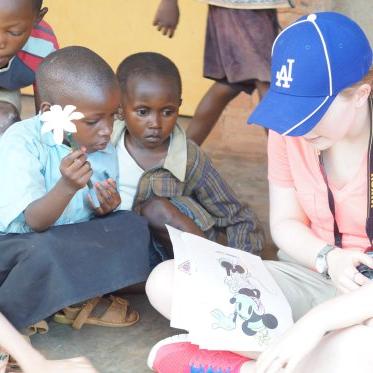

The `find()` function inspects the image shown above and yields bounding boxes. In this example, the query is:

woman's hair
[341,67,373,96]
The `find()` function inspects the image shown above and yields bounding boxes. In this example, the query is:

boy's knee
[0,102,20,135]
[140,197,174,228]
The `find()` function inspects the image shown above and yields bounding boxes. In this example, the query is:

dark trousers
[0,211,150,329]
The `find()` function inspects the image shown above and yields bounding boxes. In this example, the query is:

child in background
[0,313,98,373]
[153,0,283,144]
[0,46,150,332]
[112,52,264,263]
[0,0,58,134]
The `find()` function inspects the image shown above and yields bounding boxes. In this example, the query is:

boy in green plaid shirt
[113,52,264,262]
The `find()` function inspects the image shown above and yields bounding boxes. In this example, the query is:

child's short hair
[36,46,118,103]
[117,52,182,97]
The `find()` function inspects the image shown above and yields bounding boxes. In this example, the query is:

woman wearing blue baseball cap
[250,11,373,373]
[145,11,373,373]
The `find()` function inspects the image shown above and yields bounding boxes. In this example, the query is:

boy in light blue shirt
[0,46,150,332]
[0,115,118,233]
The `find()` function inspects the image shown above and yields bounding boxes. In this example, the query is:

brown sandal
[24,320,49,336]
[53,295,139,329]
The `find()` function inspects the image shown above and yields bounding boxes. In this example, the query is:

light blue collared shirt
[0,115,118,234]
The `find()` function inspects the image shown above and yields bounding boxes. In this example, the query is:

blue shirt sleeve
[0,122,46,233]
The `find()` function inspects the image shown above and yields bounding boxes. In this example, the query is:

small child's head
[0,0,48,68]
[117,52,182,151]
[248,12,372,150]
[36,46,121,153]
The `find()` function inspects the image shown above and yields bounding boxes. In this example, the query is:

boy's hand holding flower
[59,148,93,193]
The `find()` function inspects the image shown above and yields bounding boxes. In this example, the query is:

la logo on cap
[275,59,295,88]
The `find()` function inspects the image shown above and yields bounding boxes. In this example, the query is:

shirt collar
[112,120,188,182]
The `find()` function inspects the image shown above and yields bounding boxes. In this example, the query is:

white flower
[40,105,84,145]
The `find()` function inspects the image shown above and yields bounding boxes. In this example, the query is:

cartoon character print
[211,259,279,346]
[220,259,276,295]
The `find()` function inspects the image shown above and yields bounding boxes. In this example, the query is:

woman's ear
[39,101,52,114]
[355,83,371,108]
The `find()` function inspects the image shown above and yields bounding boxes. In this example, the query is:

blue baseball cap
[248,12,372,136]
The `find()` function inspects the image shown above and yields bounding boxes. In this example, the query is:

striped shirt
[112,121,264,255]
[0,20,58,91]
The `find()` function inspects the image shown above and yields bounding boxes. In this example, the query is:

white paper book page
[167,226,294,352]
[168,226,199,331]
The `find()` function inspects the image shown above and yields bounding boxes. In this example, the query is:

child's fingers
[68,157,90,174]
[62,149,86,167]
[69,161,92,180]
[106,178,117,187]
[103,180,118,195]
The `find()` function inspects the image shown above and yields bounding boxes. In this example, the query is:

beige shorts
[265,251,338,321]
[0,88,21,113]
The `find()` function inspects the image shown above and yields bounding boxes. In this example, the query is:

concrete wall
[332,0,373,44]
[278,0,373,45]
[23,1,372,114]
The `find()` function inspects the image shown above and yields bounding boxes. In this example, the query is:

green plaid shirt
[112,121,264,255]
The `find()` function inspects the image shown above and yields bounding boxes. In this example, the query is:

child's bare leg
[146,259,175,320]
[140,196,204,256]
[186,81,240,145]
[0,102,20,135]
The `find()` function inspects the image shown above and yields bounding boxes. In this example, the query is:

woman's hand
[153,0,179,38]
[327,249,373,293]
[24,356,98,373]
[255,311,326,373]
[91,179,121,216]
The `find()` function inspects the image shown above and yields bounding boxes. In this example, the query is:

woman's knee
[145,259,174,319]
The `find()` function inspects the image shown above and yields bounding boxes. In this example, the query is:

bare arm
[0,313,98,373]
[269,182,326,268]
[269,182,373,292]
[256,282,373,373]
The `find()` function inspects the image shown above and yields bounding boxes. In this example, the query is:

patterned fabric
[112,121,264,255]
[198,0,292,9]
[0,21,58,90]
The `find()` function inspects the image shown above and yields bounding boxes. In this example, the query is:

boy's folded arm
[24,178,77,232]
[191,153,264,254]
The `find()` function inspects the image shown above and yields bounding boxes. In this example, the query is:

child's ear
[35,7,48,25]
[39,101,52,114]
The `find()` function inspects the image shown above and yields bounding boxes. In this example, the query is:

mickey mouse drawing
[212,288,278,340]
[230,288,278,337]
[211,259,279,345]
